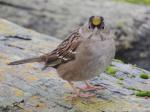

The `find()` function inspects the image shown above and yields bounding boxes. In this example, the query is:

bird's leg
[78,80,105,91]
[68,81,79,97]
[68,81,95,98]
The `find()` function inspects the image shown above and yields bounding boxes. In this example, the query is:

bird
[8,16,116,98]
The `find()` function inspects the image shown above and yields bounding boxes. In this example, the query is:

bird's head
[88,16,104,30]
[79,16,106,39]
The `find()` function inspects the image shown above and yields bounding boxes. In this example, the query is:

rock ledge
[0,19,150,112]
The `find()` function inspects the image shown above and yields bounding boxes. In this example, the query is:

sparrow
[8,16,116,98]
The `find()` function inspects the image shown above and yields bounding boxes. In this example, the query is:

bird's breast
[57,39,116,81]
[75,39,116,76]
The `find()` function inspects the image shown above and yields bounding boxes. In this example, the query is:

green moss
[119,77,124,80]
[127,87,141,91]
[127,87,150,97]
[136,91,150,97]
[105,66,117,77]
[140,73,149,79]
[116,0,150,5]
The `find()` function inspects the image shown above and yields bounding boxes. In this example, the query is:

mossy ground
[105,66,117,77]
[127,87,150,97]
[140,73,149,79]
[136,91,150,97]
[116,0,150,5]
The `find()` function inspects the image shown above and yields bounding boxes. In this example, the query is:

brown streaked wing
[43,29,82,68]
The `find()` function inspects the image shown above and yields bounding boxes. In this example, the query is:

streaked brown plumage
[8,29,82,69]
[8,16,116,97]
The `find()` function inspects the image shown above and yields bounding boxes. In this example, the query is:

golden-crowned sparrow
[8,16,116,97]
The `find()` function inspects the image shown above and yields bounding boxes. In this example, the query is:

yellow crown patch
[92,17,101,26]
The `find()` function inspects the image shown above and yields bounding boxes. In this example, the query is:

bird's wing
[42,29,82,69]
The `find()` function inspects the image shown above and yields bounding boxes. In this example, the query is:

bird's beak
[93,27,98,33]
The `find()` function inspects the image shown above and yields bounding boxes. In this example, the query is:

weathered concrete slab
[0,19,150,112]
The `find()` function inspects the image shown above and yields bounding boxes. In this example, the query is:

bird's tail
[8,56,44,65]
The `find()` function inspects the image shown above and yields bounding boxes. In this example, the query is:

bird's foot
[78,85,105,91]
[78,81,105,91]
[67,81,96,100]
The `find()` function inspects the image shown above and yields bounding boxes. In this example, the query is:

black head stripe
[89,16,94,23]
